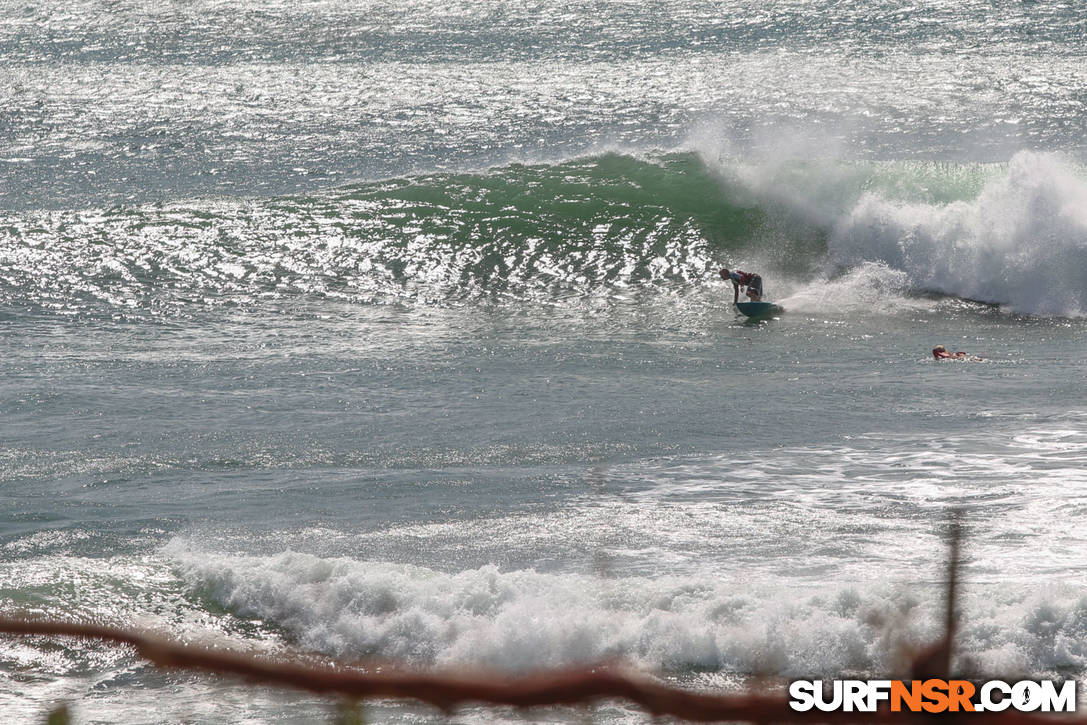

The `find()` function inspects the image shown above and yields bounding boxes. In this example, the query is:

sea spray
[828,152,1087,316]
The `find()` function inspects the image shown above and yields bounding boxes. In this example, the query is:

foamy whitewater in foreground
[3,1,1087,723]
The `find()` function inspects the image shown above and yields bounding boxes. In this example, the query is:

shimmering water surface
[3,1,1087,723]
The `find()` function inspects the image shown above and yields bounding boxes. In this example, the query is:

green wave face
[321,152,781,299]
[0,153,768,315]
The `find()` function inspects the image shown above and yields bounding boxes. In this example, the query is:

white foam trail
[830,152,1087,316]
[780,262,932,315]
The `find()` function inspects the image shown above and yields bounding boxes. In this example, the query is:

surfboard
[735,301,784,318]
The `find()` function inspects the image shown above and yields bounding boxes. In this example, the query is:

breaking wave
[2,150,1084,317]
[826,152,1087,317]
[166,541,1087,678]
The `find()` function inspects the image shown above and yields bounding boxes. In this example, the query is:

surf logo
[789,679,1076,713]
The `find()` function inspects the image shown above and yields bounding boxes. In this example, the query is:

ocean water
[3,1,1087,722]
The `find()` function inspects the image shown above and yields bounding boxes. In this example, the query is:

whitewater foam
[164,540,937,675]
[829,152,1087,316]
[164,532,1087,679]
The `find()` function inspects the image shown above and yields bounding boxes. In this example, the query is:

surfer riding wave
[720,268,763,303]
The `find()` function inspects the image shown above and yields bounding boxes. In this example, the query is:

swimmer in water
[932,345,983,361]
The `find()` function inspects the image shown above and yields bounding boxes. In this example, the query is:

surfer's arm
[731,282,739,303]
